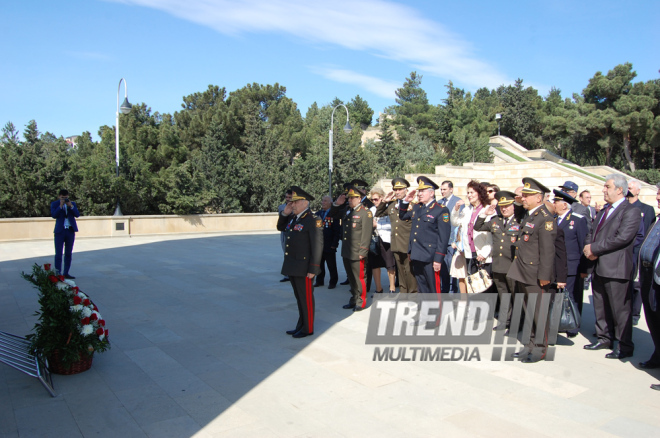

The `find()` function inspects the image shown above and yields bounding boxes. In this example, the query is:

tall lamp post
[329,104,352,197]
[114,78,132,216]
[495,113,502,136]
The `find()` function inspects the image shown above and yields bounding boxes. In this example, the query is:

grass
[493,147,526,162]
[558,163,606,181]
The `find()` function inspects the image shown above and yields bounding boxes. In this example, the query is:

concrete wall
[0,213,279,242]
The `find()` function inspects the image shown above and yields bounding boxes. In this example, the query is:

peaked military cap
[345,185,362,198]
[416,176,439,190]
[351,179,369,189]
[290,186,314,202]
[521,177,550,194]
[559,181,578,192]
[391,177,410,189]
[495,190,516,206]
[552,189,577,204]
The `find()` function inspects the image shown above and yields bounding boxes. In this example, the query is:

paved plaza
[1,232,660,437]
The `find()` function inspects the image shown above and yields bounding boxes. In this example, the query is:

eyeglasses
[371,198,381,202]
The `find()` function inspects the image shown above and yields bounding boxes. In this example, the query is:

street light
[495,113,502,136]
[329,104,352,196]
[114,78,132,216]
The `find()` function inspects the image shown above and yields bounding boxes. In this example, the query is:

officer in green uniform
[331,185,373,311]
[507,178,557,362]
[377,177,418,293]
[276,186,323,338]
[473,191,519,331]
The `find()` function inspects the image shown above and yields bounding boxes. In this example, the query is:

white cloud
[109,0,508,88]
[310,67,399,99]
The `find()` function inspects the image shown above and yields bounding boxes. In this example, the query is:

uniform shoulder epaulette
[540,209,548,217]
[572,212,584,218]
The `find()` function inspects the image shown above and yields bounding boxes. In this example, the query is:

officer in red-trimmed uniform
[277,186,323,338]
[399,176,451,294]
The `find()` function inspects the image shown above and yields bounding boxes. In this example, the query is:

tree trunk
[623,131,636,172]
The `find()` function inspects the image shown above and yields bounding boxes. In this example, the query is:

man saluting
[277,186,323,338]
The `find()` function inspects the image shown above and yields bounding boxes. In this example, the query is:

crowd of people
[277,175,660,390]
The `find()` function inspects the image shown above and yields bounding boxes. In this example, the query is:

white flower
[81,307,92,318]
[78,292,88,300]
[70,305,83,313]
[56,282,68,290]
[80,325,94,336]
[64,279,76,287]
[99,334,105,341]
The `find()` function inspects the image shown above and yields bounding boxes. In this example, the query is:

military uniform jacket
[375,200,412,254]
[399,200,451,264]
[340,204,373,261]
[277,209,323,277]
[316,209,341,253]
[473,215,520,274]
[557,211,589,276]
[507,205,557,285]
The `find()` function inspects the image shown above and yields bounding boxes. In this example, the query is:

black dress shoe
[292,331,313,338]
[64,274,76,279]
[566,332,578,338]
[512,348,530,359]
[342,303,356,309]
[651,384,660,391]
[280,276,290,282]
[375,289,383,294]
[340,279,350,285]
[640,360,660,369]
[353,306,364,312]
[328,284,337,289]
[605,350,633,359]
[286,328,301,335]
[584,340,611,350]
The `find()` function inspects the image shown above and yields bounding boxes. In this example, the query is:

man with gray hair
[584,174,641,359]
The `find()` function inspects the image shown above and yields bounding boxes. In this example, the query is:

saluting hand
[403,189,416,203]
[383,191,395,203]
[335,193,347,205]
[483,204,496,216]
[283,202,294,216]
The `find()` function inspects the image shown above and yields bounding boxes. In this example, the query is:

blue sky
[2,0,658,140]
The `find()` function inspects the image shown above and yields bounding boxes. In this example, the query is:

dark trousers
[290,276,315,334]
[630,261,642,319]
[592,273,634,354]
[493,272,515,325]
[411,260,442,293]
[344,258,368,308]
[518,281,555,358]
[640,266,660,363]
[54,229,76,276]
[565,274,585,335]
[317,251,338,286]
[394,252,417,293]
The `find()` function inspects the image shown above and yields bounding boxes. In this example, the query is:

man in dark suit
[315,195,341,289]
[439,180,462,293]
[552,190,590,337]
[638,185,660,382]
[583,174,641,359]
[507,178,557,363]
[51,189,80,279]
[560,181,593,234]
[377,178,417,294]
[399,176,451,294]
[277,186,323,338]
[474,191,519,330]
[579,190,597,221]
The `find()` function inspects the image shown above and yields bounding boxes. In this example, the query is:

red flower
[48,275,59,283]
[83,299,91,306]
[104,329,109,337]
[96,327,104,336]
[93,305,98,311]
[90,313,98,321]
[57,275,65,281]
[72,286,79,294]
[99,320,105,327]
[81,317,90,325]
[44,264,51,271]
[73,296,82,305]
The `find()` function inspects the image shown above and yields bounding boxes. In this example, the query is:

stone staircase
[377,136,658,209]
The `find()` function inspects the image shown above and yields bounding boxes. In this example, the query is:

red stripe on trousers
[434,270,442,294]
[359,259,367,308]
[306,277,314,332]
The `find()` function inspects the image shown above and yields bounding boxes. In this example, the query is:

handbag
[465,264,492,294]
[369,232,381,256]
[556,288,581,332]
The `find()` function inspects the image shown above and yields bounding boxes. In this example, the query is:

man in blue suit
[51,189,80,279]
[552,190,589,337]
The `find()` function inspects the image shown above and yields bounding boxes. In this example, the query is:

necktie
[594,204,612,237]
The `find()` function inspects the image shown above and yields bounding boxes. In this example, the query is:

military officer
[552,189,589,337]
[507,178,557,362]
[399,176,451,294]
[332,185,373,311]
[473,190,520,330]
[377,178,418,293]
[276,186,324,338]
